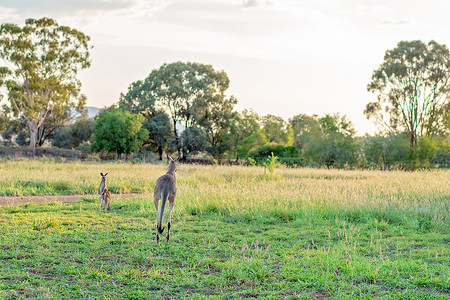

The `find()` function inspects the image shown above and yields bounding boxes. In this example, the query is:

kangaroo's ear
[176,156,181,161]
[105,173,108,176]
[100,172,104,176]
[167,154,173,161]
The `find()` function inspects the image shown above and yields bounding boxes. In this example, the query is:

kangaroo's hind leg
[166,201,174,242]
[154,194,160,244]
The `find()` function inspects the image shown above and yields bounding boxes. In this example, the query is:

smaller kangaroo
[154,155,177,244]
[99,173,112,210]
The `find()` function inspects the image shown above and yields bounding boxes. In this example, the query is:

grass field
[0,159,449,299]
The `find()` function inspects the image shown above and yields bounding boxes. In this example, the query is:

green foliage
[37,106,74,147]
[0,17,91,151]
[118,79,156,118]
[362,134,411,170]
[236,130,267,159]
[200,95,238,158]
[264,152,278,174]
[141,111,173,159]
[15,131,29,147]
[415,135,435,167]
[76,141,92,155]
[365,40,450,147]
[289,113,320,152]
[90,109,148,159]
[248,144,301,167]
[123,61,235,158]
[299,114,358,168]
[181,126,207,158]
[261,114,293,146]
[51,127,74,149]
[70,117,95,148]
[431,147,450,168]
[227,109,261,160]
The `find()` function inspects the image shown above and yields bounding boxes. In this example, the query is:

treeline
[0,97,448,170]
[0,18,449,169]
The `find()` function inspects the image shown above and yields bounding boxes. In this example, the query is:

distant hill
[87,106,100,118]
[71,106,100,119]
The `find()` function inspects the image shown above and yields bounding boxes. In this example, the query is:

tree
[362,134,411,170]
[261,114,293,146]
[181,126,207,158]
[227,109,261,161]
[248,144,301,167]
[139,62,233,156]
[365,40,450,148]
[70,117,95,148]
[0,104,12,133]
[91,109,148,159]
[199,95,238,158]
[118,79,156,119]
[302,114,358,168]
[236,130,267,159]
[142,111,173,160]
[0,18,91,153]
[2,117,27,145]
[52,127,74,149]
[36,106,73,147]
[289,114,320,152]
[119,79,173,160]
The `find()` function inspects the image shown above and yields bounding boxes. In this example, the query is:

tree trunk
[158,146,163,160]
[173,119,182,157]
[409,132,417,148]
[27,120,38,154]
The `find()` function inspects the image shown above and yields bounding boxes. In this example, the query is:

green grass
[0,160,449,299]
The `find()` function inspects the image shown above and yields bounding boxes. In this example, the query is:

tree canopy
[365,40,450,147]
[119,61,237,159]
[0,17,91,152]
[90,109,148,159]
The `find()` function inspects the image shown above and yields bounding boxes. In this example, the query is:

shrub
[248,144,301,167]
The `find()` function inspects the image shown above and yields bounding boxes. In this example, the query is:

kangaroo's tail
[157,191,168,234]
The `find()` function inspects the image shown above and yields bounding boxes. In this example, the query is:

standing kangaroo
[154,155,177,244]
[99,173,112,210]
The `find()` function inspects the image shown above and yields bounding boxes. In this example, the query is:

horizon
[1,0,449,136]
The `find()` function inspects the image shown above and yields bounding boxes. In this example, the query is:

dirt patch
[0,194,142,207]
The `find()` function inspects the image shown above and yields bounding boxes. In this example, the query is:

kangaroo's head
[167,155,177,173]
[100,172,108,182]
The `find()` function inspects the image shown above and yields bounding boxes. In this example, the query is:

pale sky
[1,0,449,135]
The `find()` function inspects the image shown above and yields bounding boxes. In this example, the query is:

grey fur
[99,173,111,210]
[154,155,177,244]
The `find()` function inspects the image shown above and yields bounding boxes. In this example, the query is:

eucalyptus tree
[0,17,91,152]
[142,111,173,160]
[261,114,293,146]
[146,62,232,135]
[120,61,236,157]
[365,40,450,147]
[199,95,237,157]
[228,109,261,161]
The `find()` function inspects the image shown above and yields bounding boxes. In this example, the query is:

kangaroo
[154,155,177,244]
[99,173,112,210]
[102,186,112,211]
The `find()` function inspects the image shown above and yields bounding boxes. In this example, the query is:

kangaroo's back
[154,172,176,199]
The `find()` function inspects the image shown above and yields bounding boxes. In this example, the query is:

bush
[248,144,301,167]
[52,128,74,149]
[431,148,450,168]
[76,141,92,155]
[16,131,29,146]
